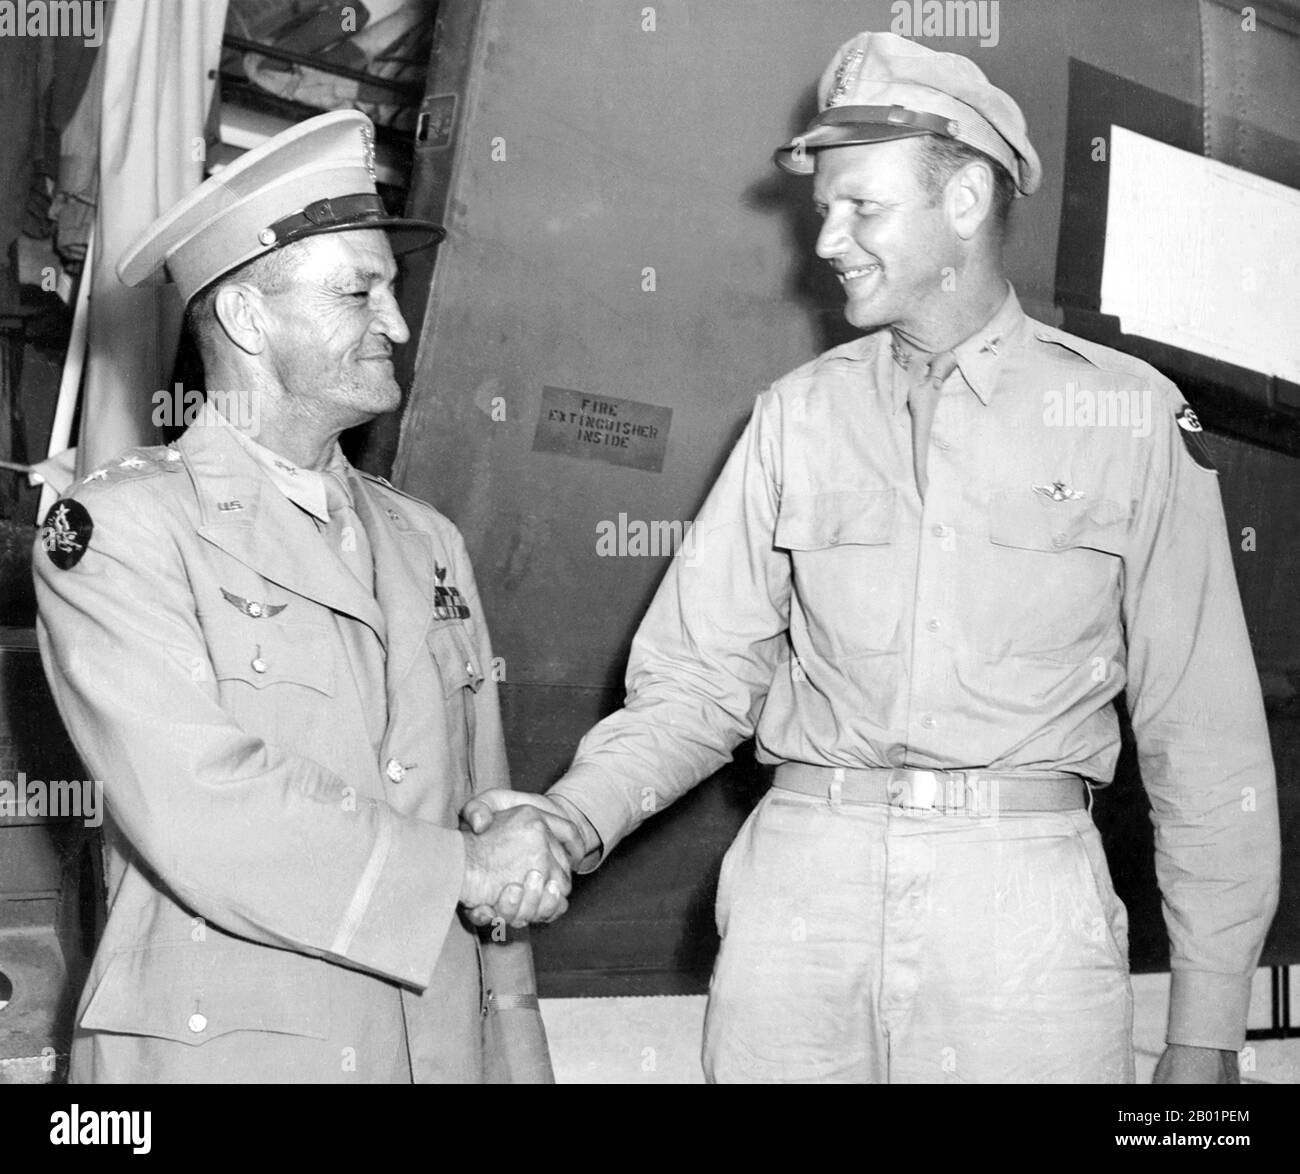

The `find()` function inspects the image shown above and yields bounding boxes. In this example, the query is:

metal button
[251,657,267,674]
[922,715,937,729]
[827,532,840,545]
[187,1013,208,1034]
[931,524,946,538]
[464,661,475,677]
[927,618,941,632]
[1052,533,1067,548]
[385,758,405,783]
[247,602,263,618]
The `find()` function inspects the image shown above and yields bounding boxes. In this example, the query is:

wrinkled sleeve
[34,486,466,991]
[1122,396,1280,1051]
[549,394,790,864]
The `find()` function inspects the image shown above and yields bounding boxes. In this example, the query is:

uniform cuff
[548,768,638,873]
[1167,969,1254,1052]
[544,793,603,873]
[340,815,466,990]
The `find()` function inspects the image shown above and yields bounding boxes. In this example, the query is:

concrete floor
[541,967,1299,1084]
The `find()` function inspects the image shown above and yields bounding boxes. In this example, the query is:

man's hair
[183,240,310,359]
[913,136,1016,235]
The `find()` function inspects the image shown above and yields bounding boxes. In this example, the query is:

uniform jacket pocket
[775,489,901,655]
[206,617,336,696]
[774,489,897,550]
[977,489,1128,661]
[988,488,1127,557]
[427,622,485,697]
[79,941,329,1046]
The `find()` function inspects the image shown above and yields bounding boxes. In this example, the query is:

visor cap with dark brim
[117,110,445,304]
[774,31,1041,196]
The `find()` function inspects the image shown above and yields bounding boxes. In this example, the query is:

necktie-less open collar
[885,283,1026,412]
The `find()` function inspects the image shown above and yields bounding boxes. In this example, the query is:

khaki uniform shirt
[552,287,1280,1052]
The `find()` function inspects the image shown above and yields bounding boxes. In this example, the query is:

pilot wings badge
[1032,481,1084,502]
[220,588,287,619]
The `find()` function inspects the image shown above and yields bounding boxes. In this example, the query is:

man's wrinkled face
[812,138,961,336]
[260,229,410,425]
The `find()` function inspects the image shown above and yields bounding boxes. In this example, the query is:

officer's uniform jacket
[552,287,1281,1053]
[34,403,548,1083]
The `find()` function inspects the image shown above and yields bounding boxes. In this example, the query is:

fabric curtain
[77,0,228,476]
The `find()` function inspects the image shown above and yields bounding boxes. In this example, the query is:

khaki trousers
[703,784,1135,1083]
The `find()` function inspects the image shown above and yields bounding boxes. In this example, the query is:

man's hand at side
[459,804,575,928]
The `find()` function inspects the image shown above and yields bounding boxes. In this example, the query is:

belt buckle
[887,769,975,814]
[888,769,940,811]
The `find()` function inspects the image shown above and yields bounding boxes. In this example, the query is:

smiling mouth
[837,264,880,284]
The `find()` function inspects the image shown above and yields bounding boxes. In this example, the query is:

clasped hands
[458,790,590,928]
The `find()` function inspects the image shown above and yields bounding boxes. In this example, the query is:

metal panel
[392,0,1296,991]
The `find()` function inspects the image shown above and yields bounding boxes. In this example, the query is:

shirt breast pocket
[774,489,902,655]
[979,489,1127,662]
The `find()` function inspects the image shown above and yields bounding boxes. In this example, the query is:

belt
[773,763,1088,815]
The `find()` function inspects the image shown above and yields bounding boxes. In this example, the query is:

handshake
[457,789,594,928]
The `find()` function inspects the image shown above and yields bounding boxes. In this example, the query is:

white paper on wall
[1100,125,1300,386]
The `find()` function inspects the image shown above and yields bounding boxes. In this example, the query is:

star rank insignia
[220,588,287,619]
[119,455,145,470]
[40,499,93,569]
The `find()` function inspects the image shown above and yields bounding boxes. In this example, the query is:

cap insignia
[826,46,866,106]
[360,122,376,182]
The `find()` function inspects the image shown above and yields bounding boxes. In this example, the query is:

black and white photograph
[0,0,1296,1138]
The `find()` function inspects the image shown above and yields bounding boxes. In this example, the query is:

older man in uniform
[33,111,578,1083]
[466,33,1280,1083]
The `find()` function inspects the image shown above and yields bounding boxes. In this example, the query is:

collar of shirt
[214,410,350,524]
[885,282,1026,414]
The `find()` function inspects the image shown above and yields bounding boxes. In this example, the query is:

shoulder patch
[39,498,93,568]
[1175,405,1216,471]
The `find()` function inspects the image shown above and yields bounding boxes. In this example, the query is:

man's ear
[212,282,271,356]
[947,159,995,242]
